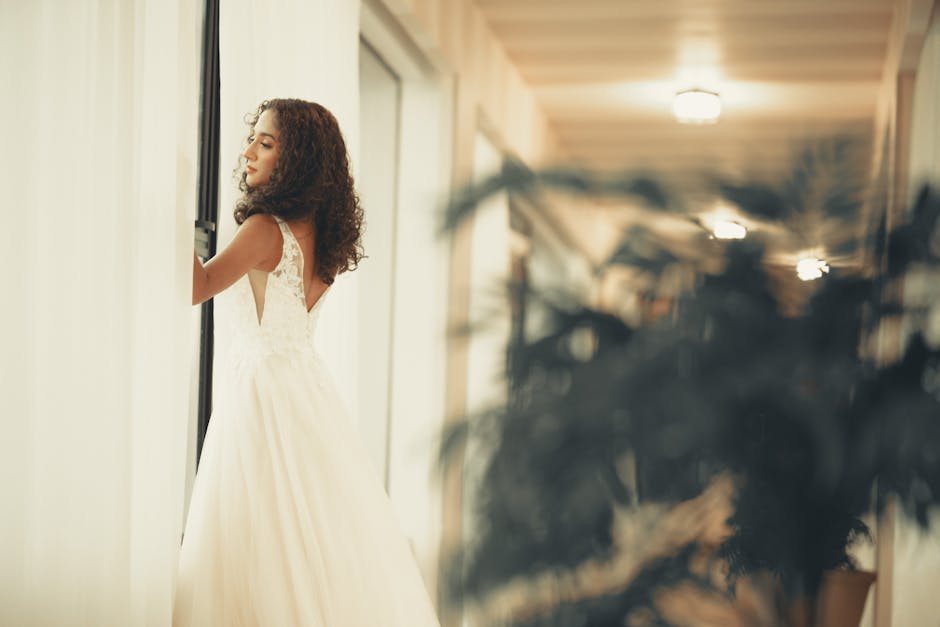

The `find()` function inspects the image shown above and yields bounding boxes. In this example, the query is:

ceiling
[476,0,894,179]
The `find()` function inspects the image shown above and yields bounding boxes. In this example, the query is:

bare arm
[192,214,283,305]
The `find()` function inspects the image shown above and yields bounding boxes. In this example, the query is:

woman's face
[243,109,281,187]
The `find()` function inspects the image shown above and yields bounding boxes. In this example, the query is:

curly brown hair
[234,98,364,285]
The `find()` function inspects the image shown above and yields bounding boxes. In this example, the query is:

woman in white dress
[175,98,441,627]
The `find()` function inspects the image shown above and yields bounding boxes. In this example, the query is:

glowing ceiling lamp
[712,220,747,240]
[796,257,830,281]
[673,88,722,124]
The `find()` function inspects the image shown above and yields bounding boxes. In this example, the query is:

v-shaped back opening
[276,219,330,314]
[245,219,330,326]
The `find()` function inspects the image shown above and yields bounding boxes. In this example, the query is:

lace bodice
[221,218,329,378]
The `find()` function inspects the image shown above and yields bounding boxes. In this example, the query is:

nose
[243,142,256,161]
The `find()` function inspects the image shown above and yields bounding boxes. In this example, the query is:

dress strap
[274,218,299,257]
[273,215,290,237]
[270,217,306,305]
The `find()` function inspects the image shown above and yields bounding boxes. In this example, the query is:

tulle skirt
[173,350,440,626]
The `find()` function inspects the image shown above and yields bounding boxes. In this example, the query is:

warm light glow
[712,220,747,240]
[796,257,830,281]
[673,89,721,124]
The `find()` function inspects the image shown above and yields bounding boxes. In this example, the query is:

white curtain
[216,0,361,414]
[0,0,200,625]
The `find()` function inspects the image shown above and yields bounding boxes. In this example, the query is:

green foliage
[440,142,940,626]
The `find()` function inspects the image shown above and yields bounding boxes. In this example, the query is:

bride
[174,98,441,626]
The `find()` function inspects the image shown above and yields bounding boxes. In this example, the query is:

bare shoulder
[238,213,283,269]
[240,212,280,234]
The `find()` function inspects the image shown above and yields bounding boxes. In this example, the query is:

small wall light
[673,88,722,124]
[796,257,830,281]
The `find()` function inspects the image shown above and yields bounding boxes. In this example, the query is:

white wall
[908,7,940,198]
[216,0,362,415]
[360,0,454,596]
[460,131,513,566]
[466,131,512,421]
[357,42,401,482]
[891,8,940,627]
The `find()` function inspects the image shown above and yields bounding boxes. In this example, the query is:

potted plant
[440,140,940,626]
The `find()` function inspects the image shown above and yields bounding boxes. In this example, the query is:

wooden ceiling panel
[554,124,847,140]
[500,30,889,54]
[510,43,885,64]
[476,0,892,22]
[489,14,890,39]
[474,0,894,127]
[518,62,884,84]
[473,0,894,251]
[538,83,879,121]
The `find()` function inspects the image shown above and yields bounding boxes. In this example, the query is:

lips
[246,166,257,174]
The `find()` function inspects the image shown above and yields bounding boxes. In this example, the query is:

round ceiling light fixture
[712,220,747,240]
[673,88,722,124]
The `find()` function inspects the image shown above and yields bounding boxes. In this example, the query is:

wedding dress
[174,218,441,626]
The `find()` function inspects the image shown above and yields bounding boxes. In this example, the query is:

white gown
[174,218,441,626]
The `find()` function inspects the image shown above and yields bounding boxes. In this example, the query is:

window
[194,0,220,462]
